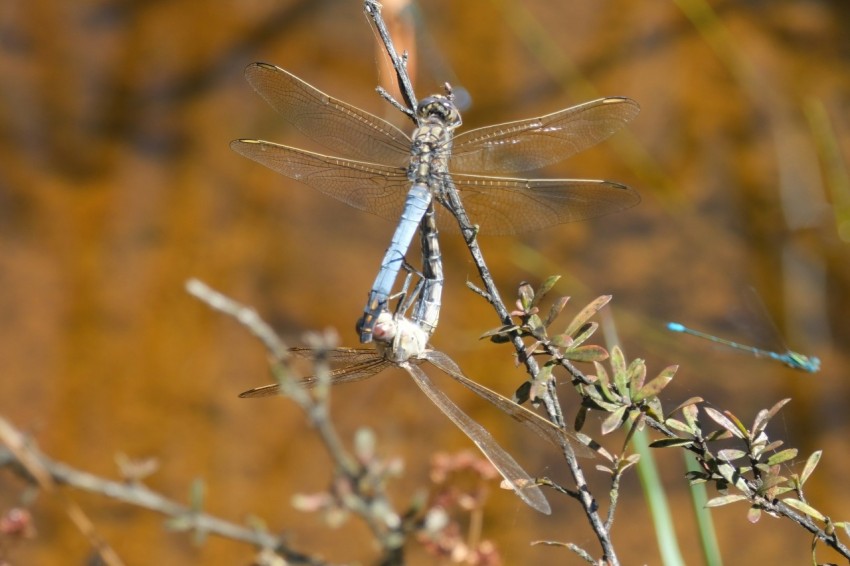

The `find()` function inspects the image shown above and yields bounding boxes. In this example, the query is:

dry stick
[0,417,126,566]
[186,279,405,563]
[0,444,328,565]
[363,2,617,564]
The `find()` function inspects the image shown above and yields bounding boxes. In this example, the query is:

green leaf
[518,282,534,310]
[564,344,609,363]
[717,449,747,462]
[480,324,519,339]
[594,361,619,403]
[766,448,798,466]
[751,407,771,438]
[544,296,570,328]
[704,407,747,439]
[682,402,701,430]
[666,396,703,420]
[645,396,665,422]
[617,454,641,474]
[705,429,733,442]
[717,463,750,493]
[531,275,561,308]
[549,333,572,348]
[626,358,647,396]
[664,418,695,434]
[634,371,673,403]
[705,494,748,507]
[782,498,826,522]
[569,321,599,347]
[563,295,611,337]
[799,450,822,485]
[650,437,695,449]
[527,314,547,338]
[528,363,554,404]
[685,471,710,484]
[601,405,628,435]
[764,398,792,422]
[610,347,628,394]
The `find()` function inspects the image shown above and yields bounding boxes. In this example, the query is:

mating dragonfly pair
[231,62,639,513]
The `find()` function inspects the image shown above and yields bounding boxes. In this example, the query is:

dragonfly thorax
[416,95,462,130]
[372,311,429,363]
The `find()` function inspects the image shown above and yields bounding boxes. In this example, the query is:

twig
[364,0,417,113]
[186,279,407,563]
[0,418,326,565]
[363,2,617,563]
[0,416,126,566]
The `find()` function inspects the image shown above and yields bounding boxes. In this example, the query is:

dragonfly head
[371,311,398,343]
[417,95,462,130]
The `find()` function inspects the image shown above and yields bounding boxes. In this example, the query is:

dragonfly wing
[439,175,639,235]
[289,347,385,365]
[450,97,639,174]
[239,351,391,398]
[243,63,411,167]
[401,362,551,515]
[425,351,594,457]
[230,140,409,221]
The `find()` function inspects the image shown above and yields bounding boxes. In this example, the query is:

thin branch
[0,419,325,565]
[185,278,288,362]
[187,280,407,562]
[364,2,616,563]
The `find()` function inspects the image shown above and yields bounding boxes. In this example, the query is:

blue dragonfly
[231,63,640,343]
[665,321,820,373]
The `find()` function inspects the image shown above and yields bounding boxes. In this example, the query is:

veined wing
[450,97,639,174]
[425,350,595,458]
[243,63,411,167]
[440,175,640,235]
[288,346,386,365]
[402,362,551,515]
[230,140,410,220]
[239,348,391,398]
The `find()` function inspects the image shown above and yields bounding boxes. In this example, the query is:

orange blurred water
[1,1,848,563]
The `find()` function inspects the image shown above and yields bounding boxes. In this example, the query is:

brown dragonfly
[240,312,594,515]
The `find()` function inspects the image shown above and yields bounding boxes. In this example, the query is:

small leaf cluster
[482,276,609,364]
[576,347,677,446]
[654,398,850,544]
[483,277,613,404]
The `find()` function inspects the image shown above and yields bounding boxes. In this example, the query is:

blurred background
[1,0,848,563]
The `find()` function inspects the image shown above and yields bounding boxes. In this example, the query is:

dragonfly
[665,322,820,373]
[241,214,590,514]
[406,200,442,338]
[239,315,594,515]
[231,62,641,342]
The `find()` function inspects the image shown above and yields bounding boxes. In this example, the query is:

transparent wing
[439,175,640,235]
[288,346,385,365]
[425,350,594,458]
[402,362,551,515]
[243,62,411,167]
[238,349,390,398]
[230,140,410,221]
[450,97,639,174]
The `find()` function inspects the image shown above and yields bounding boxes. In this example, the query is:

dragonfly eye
[355,315,371,336]
[417,95,462,129]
